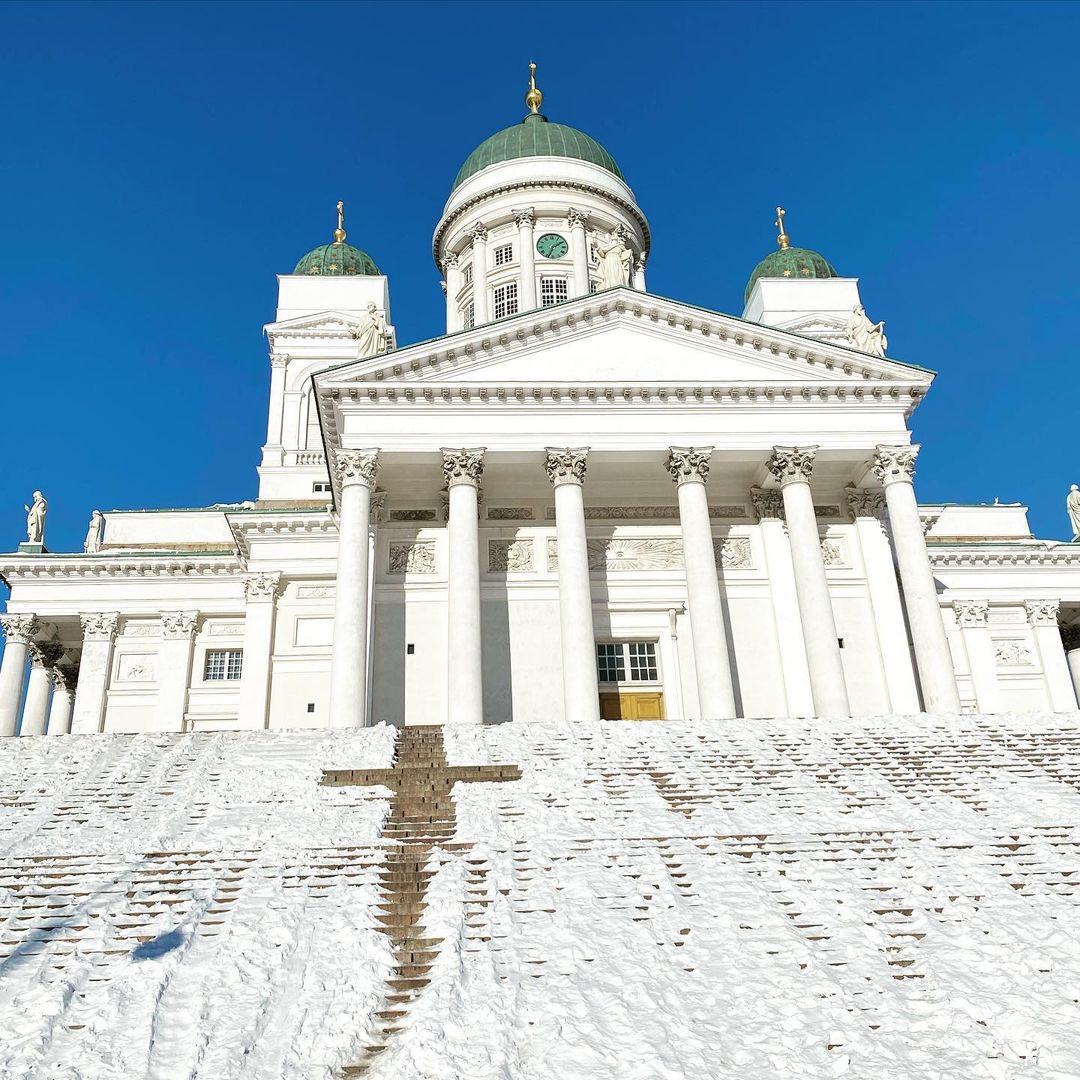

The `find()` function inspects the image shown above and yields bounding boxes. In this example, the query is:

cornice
[225,510,337,561]
[0,553,244,582]
[928,545,1080,569]
[432,178,651,267]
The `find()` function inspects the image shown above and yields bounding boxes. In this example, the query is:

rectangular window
[312,482,331,494]
[540,277,569,307]
[462,302,475,329]
[461,263,473,285]
[204,649,243,681]
[596,642,658,684]
[493,243,513,267]
[590,279,599,294]
[493,282,518,320]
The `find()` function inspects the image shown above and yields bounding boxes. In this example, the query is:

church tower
[433,65,650,333]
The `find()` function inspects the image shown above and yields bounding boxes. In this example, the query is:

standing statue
[845,304,888,357]
[593,230,633,289]
[84,510,103,553]
[351,302,391,358]
[24,490,47,545]
[1067,485,1080,541]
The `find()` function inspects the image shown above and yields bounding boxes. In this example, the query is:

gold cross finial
[333,200,347,244]
[775,206,790,250]
[525,61,543,115]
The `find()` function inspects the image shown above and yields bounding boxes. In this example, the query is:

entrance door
[596,641,665,721]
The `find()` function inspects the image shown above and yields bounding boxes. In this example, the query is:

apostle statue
[84,510,104,553]
[593,230,633,289]
[845,304,888,357]
[351,302,391,358]
[24,490,47,545]
[1068,485,1080,541]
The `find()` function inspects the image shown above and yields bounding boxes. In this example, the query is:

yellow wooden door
[599,692,665,720]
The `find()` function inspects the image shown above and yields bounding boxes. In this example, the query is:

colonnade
[323,442,962,728]
[0,615,79,737]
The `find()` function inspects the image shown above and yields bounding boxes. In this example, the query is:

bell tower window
[493,283,518,319]
[540,277,569,307]
[493,243,514,267]
[462,302,475,330]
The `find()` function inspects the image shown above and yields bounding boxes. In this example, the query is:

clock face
[536,233,568,259]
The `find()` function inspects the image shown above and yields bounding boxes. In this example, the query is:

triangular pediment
[314,290,932,392]
[265,311,361,337]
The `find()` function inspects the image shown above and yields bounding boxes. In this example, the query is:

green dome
[294,242,380,277]
[453,113,623,191]
[745,245,838,302]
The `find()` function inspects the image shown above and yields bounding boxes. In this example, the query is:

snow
[4,713,1080,1079]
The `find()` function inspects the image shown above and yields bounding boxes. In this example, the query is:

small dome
[453,112,623,191]
[745,246,838,303]
[294,242,380,277]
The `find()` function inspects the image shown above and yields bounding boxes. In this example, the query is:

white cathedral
[4,70,1080,739]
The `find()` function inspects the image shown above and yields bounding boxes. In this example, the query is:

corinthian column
[873,445,961,714]
[567,209,590,297]
[516,208,537,311]
[667,448,736,719]
[21,640,62,737]
[768,447,850,717]
[443,448,486,725]
[71,613,118,734]
[0,614,37,736]
[442,252,459,332]
[329,449,379,728]
[545,448,600,723]
[469,223,489,325]
[47,665,78,735]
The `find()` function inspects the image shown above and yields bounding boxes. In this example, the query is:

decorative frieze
[814,505,842,519]
[243,573,282,603]
[206,622,245,636]
[872,444,919,485]
[161,611,198,639]
[122,623,160,638]
[488,539,534,572]
[713,537,753,570]
[544,448,588,487]
[767,445,817,486]
[80,612,119,641]
[389,508,438,522]
[442,448,485,488]
[953,600,990,628]
[0,614,40,645]
[487,507,535,520]
[333,448,379,488]
[296,585,335,599]
[1025,600,1061,627]
[388,541,436,575]
[666,447,712,485]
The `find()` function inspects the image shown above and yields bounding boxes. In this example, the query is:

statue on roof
[845,304,888,357]
[84,510,103,554]
[351,302,391,358]
[593,229,633,289]
[1067,485,1080,541]
[24,490,47,546]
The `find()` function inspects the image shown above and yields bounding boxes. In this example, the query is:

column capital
[750,486,785,521]
[954,600,990,628]
[845,484,887,520]
[873,444,920,485]
[243,573,282,604]
[1025,599,1061,627]
[514,207,536,228]
[50,663,79,693]
[768,445,818,487]
[333,448,379,489]
[666,447,712,485]
[29,640,64,670]
[0,613,40,645]
[469,221,488,244]
[544,447,588,487]
[441,251,458,271]
[80,612,119,641]
[566,207,588,230]
[161,611,199,639]
[269,353,290,369]
[442,447,486,488]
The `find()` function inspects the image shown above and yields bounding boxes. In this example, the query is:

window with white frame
[597,641,659,684]
[493,282,518,319]
[540,277,569,307]
[462,302,475,329]
[462,263,473,285]
[204,649,243,681]
[493,243,513,267]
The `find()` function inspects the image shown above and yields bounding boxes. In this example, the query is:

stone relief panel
[488,539,534,572]
[548,537,685,572]
[389,509,437,522]
[713,537,753,570]
[296,585,336,599]
[544,505,748,521]
[388,541,437,575]
[993,639,1034,667]
[989,608,1026,626]
[206,622,245,637]
[121,624,160,639]
[487,507,535,520]
[116,654,156,682]
[814,505,842,519]
[820,537,848,568]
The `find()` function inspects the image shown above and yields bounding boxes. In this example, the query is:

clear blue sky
[2,0,1078,584]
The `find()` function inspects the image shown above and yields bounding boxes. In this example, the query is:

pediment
[315,293,932,392]
[265,311,360,337]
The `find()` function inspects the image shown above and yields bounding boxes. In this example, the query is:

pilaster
[1025,600,1076,711]
[952,600,999,713]
[157,611,198,732]
[71,613,119,735]
[238,573,282,729]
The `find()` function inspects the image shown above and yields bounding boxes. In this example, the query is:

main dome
[452,113,624,191]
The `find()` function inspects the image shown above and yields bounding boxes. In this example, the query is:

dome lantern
[293,201,381,277]
[744,206,838,303]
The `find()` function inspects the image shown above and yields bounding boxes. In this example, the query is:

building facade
[3,75,1080,737]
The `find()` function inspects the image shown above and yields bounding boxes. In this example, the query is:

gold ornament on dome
[775,206,791,250]
[333,199,347,244]
[525,61,543,114]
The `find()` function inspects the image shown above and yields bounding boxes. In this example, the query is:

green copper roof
[745,246,838,302]
[294,242,380,277]
[453,113,623,191]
